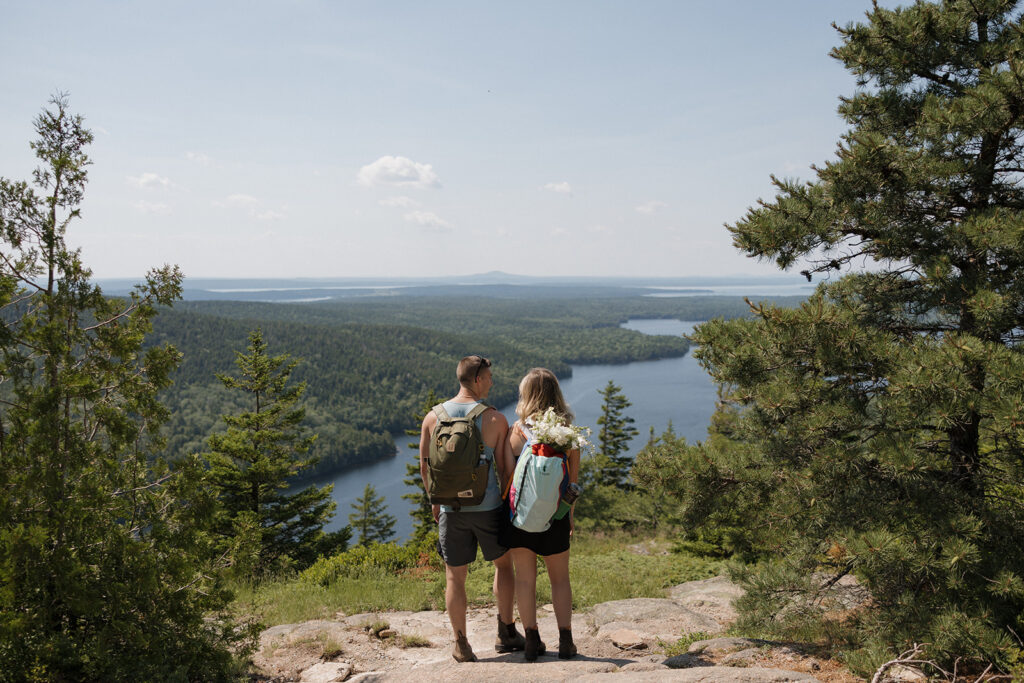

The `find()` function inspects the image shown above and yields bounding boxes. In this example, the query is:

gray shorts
[437,506,508,567]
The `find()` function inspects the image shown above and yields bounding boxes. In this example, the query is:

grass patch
[234,529,725,626]
[267,632,344,660]
[361,620,390,638]
[231,572,444,625]
[657,630,712,656]
[569,532,724,608]
[398,634,432,648]
[321,636,344,659]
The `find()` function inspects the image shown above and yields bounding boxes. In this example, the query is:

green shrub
[301,532,440,586]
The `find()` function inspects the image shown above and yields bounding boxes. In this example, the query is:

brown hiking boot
[495,616,525,653]
[523,627,546,662]
[452,631,477,662]
[558,627,577,659]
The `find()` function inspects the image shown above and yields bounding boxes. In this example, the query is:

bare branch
[870,644,948,683]
[82,299,142,332]
[111,472,172,497]
[0,291,38,311]
[0,251,44,292]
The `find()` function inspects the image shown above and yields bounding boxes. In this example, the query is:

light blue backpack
[508,424,570,532]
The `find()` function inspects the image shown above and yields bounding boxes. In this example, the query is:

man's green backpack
[426,403,491,508]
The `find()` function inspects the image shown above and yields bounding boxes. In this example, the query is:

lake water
[316,319,717,542]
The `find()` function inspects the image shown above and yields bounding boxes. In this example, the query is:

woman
[500,367,580,661]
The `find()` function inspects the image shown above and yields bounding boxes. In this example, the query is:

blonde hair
[515,368,574,423]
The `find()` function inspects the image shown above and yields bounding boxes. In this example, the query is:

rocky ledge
[252,575,863,682]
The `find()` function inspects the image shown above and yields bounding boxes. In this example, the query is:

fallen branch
[870,643,952,683]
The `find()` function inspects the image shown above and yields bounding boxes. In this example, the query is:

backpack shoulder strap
[466,401,491,421]
[520,422,535,442]
[432,403,450,420]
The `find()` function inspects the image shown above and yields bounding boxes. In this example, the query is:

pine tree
[0,95,251,679]
[403,389,439,542]
[349,483,396,546]
[636,1,1024,674]
[205,329,348,574]
[595,380,639,486]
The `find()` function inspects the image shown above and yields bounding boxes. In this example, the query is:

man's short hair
[457,355,491,386]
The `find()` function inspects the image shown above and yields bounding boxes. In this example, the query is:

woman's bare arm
[568,448,580,484]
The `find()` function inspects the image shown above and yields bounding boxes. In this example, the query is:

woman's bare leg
[511,548,538,628]
[542,549,572,629]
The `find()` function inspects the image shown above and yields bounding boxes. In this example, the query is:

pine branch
[0,251,44,292]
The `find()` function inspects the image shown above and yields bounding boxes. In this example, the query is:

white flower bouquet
[526,407,591,453]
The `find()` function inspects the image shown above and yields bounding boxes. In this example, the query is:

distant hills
[97,273,812,303]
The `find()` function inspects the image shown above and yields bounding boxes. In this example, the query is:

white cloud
[214,194,287,221]
[588,224,612,234]
[542,181,572,194]
[254,209,286,222]
[403,210,451,231]
[635,200,667,214]
[132,200,170,215]
[215,194,260,209]
[185,151,212,166]
[127,172,171,189]
[358,156,441,189]
[378,195,420,209]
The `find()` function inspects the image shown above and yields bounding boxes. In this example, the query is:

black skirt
[498,503,571,557]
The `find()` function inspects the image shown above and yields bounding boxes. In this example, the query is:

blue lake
[315,319,716,542]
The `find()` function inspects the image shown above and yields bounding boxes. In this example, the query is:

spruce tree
[349,483,397,546]
[595,380,639,486]
[0,96,250,680]
[637,1,1024,674]
[205,329,347,574]
[403,389,439,542]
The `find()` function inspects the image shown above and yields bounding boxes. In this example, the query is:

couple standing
[418,355,580,663]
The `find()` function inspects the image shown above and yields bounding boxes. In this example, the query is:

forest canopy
[149,294,798,478]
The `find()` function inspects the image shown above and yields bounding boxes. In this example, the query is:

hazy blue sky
[1,1,875,279]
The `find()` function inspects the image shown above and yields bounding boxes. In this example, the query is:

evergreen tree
[595,380,639,486]
[205,329,348,574]
[0,96,251,680]
[637,1,1024,674]
[349,484,396,546]
[403,389,440,542]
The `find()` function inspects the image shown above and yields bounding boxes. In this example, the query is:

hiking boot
[452,631,477,663]
[495,616,525,653]
[523,627,546,662]
[558,627,577,659]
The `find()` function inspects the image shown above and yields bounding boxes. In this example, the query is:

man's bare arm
[484,409,511,489]
[419,412,440,522]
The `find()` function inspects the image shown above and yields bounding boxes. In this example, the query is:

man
[420,355,524,662]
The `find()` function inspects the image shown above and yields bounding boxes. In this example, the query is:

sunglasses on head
[470,355,491,380]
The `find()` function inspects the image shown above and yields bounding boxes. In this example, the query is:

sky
[1,1,877,280]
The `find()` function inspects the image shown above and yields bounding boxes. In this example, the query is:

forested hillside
[150,295,782,478]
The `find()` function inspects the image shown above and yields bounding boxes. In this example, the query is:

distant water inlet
[315,319,718,542]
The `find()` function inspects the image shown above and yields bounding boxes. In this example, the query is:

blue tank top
[439,400,502,513]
